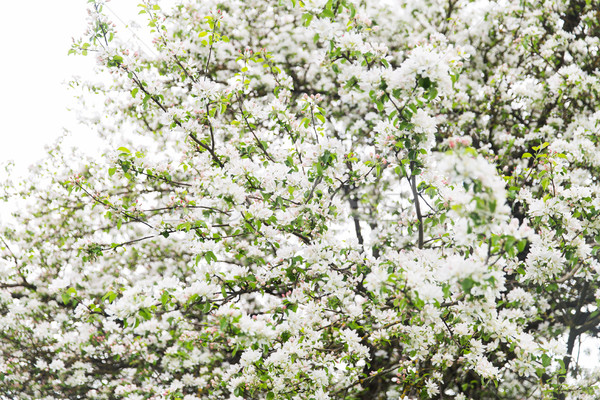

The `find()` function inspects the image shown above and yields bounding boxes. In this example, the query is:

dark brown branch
[410,175,424,249]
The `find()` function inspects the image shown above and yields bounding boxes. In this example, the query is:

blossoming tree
[1,0,600,398]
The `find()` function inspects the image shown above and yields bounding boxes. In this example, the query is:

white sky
[0,1,146,177]
[0,1,91,175]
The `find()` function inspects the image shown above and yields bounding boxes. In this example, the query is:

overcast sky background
[1,2,90,175]
[0,1,146,177]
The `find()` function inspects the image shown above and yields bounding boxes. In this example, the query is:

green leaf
[426,87,438,100]
[320,8,335,18]
[204,251,217,264]
[160,290,169,307]
[107,55,123,67]
[139,308,152,320]
[460,277,475,293]
[102,291,117,303]
[61,292,71,305]
[418,76,432,89]
[302,12,313,26]
[541,353,552,367]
